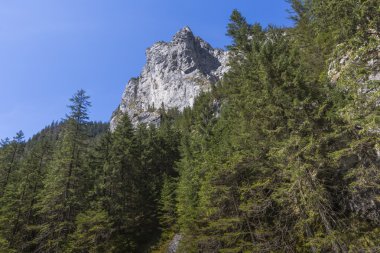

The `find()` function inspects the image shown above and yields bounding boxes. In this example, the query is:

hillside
[0,0,379,252]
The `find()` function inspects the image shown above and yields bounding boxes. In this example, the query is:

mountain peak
[180,26,192,33]
[110,27,229,130]
[172,26,194,42]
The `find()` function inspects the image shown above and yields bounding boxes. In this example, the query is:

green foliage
[0,1,379,252]
[34,90,93,252]
[174,5,379,253]
[66,209,112,253]
[159,175,177,232]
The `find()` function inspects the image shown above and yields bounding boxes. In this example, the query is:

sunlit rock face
[110,26,229,130]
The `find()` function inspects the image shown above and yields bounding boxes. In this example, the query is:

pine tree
[34,90,92,252]
[0,131,25,197]
[0,135,53,252]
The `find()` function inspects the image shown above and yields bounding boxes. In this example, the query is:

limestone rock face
[110,26,229,130]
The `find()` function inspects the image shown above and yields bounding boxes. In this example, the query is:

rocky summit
[110,26,229,130]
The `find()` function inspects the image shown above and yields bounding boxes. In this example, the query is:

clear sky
[0,0,293,140]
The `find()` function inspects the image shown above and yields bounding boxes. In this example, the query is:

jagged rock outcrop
[110,26,229,130]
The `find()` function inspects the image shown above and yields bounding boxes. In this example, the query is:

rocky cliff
[110,26,229,130]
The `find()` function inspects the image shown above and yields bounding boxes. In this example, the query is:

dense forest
[1,0,379,252]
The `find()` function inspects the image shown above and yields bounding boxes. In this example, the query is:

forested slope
[0,0,379,252]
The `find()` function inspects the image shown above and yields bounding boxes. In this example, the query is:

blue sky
[0,0,292,140]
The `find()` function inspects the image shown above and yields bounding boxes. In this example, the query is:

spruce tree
[34,90,92,252]
[0,131,25,197]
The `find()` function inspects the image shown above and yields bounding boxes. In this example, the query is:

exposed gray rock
[167,234,182,253]
[327,37,380,131]
[111,26,229,130]
[349,189,380,225]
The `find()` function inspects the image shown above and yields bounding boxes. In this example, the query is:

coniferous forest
[0,1,379,252]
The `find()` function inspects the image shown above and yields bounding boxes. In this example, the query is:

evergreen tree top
[66,89,91,124]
